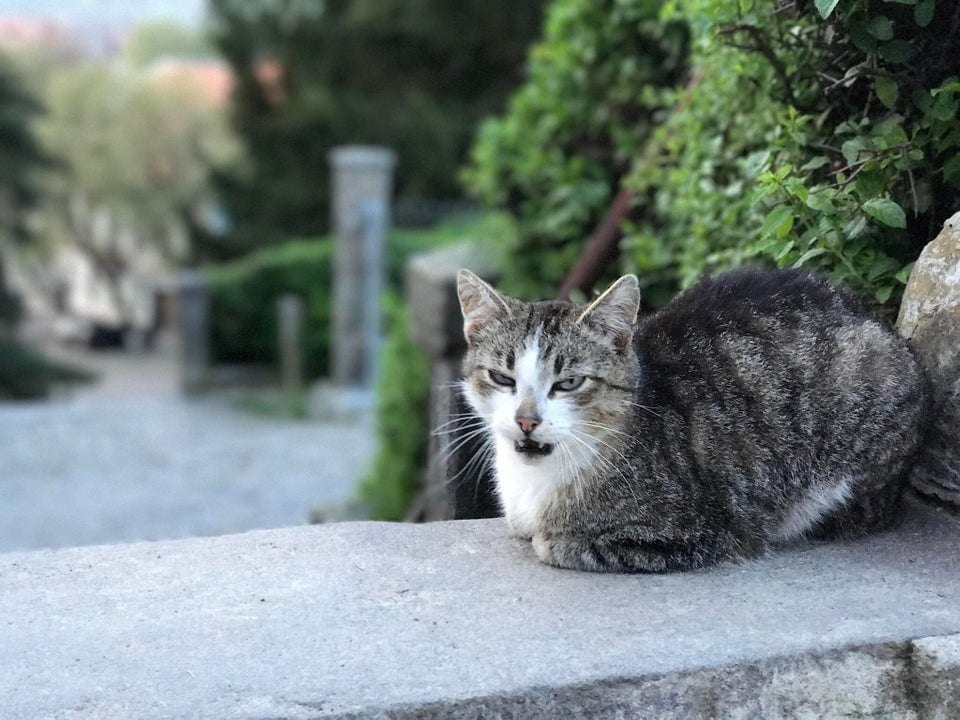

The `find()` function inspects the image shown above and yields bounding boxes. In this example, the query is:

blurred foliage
[626,0,960,311]
[123,20,214,67]
[358,297,431,521]
[0,55,47,249]
[0,56,90,400]
[462,0,689,299]
[31,59,240,320]
[0,336,93,400]
[207,213,510,379]
[466,0,960,312]
[206,0,546,259]
[208,238,334,378]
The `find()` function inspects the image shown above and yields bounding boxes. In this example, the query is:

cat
[456,267,932,573]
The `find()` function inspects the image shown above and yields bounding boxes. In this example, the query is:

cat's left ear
[457,269,512,343]
[577,275,640,346]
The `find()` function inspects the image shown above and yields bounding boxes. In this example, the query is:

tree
[34,61,239,321]
[0,54,48,325]
[206,0,547,259]
[123,20,214,68]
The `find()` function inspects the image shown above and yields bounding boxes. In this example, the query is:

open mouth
[514,439,554,457]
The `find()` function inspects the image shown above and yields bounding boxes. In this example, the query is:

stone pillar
[176,270,209,395]
[897,211,960,507]
[406,243,501,521]
[278,294,305,393]
[329,146,395,388]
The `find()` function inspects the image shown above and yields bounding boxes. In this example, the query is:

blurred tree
[0,54,48,325]
[34,62,239,321]
[123,20,214,67]
[206,0,546,259]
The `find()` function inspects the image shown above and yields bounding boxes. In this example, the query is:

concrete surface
[0,348,373,552]
[1,497,958,718]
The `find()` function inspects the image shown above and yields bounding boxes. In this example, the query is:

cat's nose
[516,414,541,435]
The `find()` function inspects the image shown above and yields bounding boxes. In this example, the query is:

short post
[328,146,395,389]
[406,244,501,521]
[278,294,305,394]
[176,270,209,395]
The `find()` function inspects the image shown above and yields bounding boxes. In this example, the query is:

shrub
[207,213,512,380]
[208,239,334,379]
[462,0,688,299]
[624,0,960,312]
[0,336,92,400]
[357,298,431,521]
[465,0,959,313]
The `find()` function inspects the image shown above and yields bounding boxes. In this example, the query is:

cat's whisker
[437,426,493,462]
[430,418,488,437]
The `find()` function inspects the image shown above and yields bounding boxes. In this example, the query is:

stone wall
[2,497,959,718]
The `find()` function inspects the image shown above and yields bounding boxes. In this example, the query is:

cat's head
[456,269,640,469]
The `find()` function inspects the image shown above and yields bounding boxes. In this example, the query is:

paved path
[0,349,374,552]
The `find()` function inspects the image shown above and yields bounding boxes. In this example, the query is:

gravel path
[0,350,374,553]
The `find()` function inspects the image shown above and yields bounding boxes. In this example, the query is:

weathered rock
[897,211,960,507]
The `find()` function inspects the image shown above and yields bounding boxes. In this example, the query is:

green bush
[0,336,92,400]
[208,239,334,379]
[462,0,688,298]
[207,213,512,380]
[466,0,959,312]
[358,298,431,521]
[624,0,960,312]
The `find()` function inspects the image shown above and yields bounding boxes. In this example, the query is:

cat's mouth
[514,439,554,457]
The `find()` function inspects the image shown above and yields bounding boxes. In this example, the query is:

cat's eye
[553,376,585,392]
[488,370,516,387]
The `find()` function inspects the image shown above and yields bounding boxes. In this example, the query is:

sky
[0,0,206,28]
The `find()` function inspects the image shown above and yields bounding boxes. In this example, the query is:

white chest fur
[493,436,566,538]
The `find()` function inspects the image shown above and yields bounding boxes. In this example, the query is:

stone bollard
[897,210,960,507]
[175,270,209,395]
[329,146,395,389]
[406,243,501,521]
[278,294,305,394]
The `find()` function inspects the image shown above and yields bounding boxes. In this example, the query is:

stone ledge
[2,497,959,719]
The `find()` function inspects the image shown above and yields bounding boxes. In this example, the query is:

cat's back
[635,267,927,471]
[639,267,869,343]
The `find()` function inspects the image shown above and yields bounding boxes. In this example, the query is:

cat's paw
[531,532,556,565]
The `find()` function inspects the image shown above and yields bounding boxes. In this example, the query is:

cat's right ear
[457,269,511,343]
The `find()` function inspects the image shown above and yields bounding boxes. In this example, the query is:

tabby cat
[456,267,932,572]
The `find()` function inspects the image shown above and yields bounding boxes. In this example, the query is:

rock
[897,211,960,507]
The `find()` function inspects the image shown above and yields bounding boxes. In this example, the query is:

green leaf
[866,15,894,40]
[943,154,960,186]
[895,262,915,284]
[863,198,907,228]
[815,0,842,18]
[794,247,828,267]
[914,0,934,26]
[875,77,899,109]
[775,240,795,261]
[877,40,912,63]
[761,206,794,238]
[806,191,835,213]
[842,138,868,164]
[875,285,894,304]
[801,156,830,172]
[930,91,958,121]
